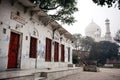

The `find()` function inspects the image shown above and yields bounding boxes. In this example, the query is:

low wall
[40,67,81,80]
[1,75,34,80]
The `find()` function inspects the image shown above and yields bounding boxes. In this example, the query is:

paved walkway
[57,68,120,80]
[0,67,79,79]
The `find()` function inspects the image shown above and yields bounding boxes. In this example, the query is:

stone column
[105,18,112,41]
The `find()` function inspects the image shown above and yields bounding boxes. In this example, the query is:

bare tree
[73,34,82,50]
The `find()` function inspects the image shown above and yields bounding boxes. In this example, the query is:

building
[85,19,112,42]
[0,0,73,71]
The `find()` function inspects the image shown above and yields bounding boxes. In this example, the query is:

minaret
[105,18,112,41]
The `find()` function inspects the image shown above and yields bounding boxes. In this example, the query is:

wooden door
[45,38,52,61]
[8,32,20,68]
[54,42,59,62]
[61,44,65,62]
[29,37,37,58]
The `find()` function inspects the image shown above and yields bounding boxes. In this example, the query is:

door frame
[8,30,23,69]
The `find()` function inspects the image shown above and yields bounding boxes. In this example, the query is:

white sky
[62,0,120,37]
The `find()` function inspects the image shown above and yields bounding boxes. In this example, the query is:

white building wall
[0,0,73,71]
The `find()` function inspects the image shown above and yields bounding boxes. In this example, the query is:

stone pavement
[57,68,120,80]
[0,67,81,80]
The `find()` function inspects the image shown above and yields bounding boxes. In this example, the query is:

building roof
[17,0,74,40]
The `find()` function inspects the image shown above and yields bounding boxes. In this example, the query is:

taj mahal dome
[85,19,112,42]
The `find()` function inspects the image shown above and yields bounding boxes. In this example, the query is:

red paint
[8,32,20,68]
[45,38,52,61]
[54,42,59,62]
[29,37,37,58]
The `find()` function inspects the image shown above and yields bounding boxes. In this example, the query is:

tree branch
[40,5,60,10]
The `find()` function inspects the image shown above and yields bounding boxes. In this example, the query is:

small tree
[80,36,95,51]
[72,34,82,50]
[72,54,79,64]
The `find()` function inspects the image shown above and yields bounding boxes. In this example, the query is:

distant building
[85,19,112,42]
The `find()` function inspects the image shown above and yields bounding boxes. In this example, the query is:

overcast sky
[62,0,120,37]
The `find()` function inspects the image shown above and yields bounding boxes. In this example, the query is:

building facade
[0,0,73,71]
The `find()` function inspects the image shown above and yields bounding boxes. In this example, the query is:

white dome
[85,21,101,38]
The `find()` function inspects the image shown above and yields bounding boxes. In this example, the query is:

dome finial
[105,18,109,22]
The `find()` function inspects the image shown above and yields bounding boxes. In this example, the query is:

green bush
[113,64,120,68]
[72,55,79,64]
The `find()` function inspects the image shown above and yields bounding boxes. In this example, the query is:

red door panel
[8,32,20,68]
[54,42,59,62]
[45,38,52,61]
[29,37,37,58]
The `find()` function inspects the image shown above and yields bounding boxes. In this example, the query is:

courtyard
[57,68,120,80]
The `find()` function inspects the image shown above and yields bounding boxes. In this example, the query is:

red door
[61,44,65,62]
[45,38,52,61]
[8,32,20,68]
[29,37,37,58]
[54,42,59,62]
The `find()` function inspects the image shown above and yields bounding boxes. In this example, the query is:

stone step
[35,77,46,80]
[34,72,42,77]
[38,68,81,80]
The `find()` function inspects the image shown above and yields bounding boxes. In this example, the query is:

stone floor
[0,67,80,79]
[57,68,120,80]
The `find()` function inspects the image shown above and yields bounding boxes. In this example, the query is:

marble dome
[85,21,101,38]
